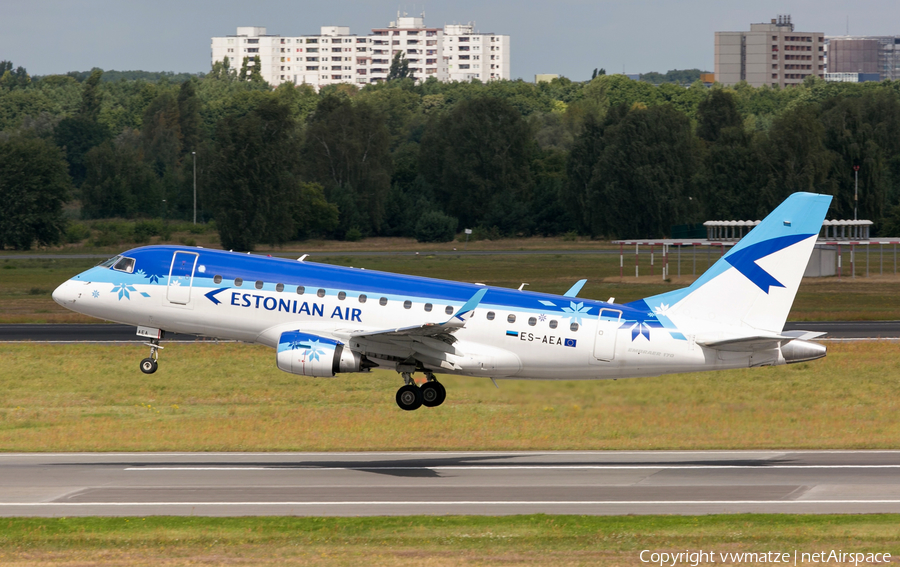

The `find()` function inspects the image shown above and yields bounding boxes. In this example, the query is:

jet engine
[276,331,367,377]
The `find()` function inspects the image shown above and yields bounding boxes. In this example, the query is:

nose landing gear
[395,371,446,411]
[140,339,163,374]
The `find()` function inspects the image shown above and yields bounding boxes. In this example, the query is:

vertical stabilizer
[634,192,832,334]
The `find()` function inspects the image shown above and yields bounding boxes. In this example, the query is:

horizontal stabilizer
[697,334,796,352]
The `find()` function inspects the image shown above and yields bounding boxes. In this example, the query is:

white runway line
[124,464,900,471]
[3,500,900,507]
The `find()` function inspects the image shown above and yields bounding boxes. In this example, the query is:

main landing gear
[395,371,446,411]
[140,338,163,374]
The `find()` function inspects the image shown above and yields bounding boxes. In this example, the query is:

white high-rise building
[443,23,509,82]
[210,15,510,89]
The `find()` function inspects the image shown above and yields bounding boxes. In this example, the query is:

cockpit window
[98,255,121,268]
[112,257,135,274]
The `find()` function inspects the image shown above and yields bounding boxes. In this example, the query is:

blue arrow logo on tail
[205,287,228,305]
[724,234,812,293]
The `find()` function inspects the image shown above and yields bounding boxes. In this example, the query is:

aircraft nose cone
[52,280,77,305]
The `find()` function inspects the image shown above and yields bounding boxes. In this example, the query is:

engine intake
[276,331,366,377]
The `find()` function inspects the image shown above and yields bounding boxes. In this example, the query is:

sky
[3,0,899,81]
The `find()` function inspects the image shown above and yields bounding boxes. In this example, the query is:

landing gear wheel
[421,381,446,407]
[140,358,158,374]
[396,384,423,411]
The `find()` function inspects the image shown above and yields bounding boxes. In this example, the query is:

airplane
[53,192,832,411]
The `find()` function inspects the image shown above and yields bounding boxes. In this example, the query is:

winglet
[452,288,488,322]
[564,279,587,297]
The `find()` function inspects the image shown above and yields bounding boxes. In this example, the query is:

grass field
[0,341,897,451]
[0,515,896,566]
[2,250,900,323]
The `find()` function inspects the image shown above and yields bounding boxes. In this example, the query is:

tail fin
[634,192,832,334]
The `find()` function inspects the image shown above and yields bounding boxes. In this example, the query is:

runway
[1,321,898,342]
[1,451,900,516]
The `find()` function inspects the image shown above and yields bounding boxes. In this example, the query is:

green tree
[387,51,410,81]
[81,130,162,219]
[53,69,109,187]
[0,135,71,249]
[697,89,743,143]
[419,96,534,231]
[302,96,392,235]
[204,96,310,250]
[567,104,696,238]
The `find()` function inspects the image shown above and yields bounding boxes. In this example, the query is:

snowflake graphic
[169,279,182,287]
[290,340,310,351]
[561,301,592,326]
[301,339,327,362]
[111,283,137,300]
[135,269,158,284]
[91,290,99,298]
[653,303,670,316]
[538,314,547,322]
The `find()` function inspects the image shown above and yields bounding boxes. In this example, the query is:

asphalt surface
[0,451,898,516]
[1,321,898,342]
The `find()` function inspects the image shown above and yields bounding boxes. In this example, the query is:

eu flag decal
[506,330,519,337]
[564,338,577,348]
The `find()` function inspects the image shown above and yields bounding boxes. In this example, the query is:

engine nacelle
[276,331,364,377]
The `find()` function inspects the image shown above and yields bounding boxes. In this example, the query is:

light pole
[853,164,860,221]
[192,151,197,225]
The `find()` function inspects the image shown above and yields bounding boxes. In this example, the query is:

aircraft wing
[333,288,488,371]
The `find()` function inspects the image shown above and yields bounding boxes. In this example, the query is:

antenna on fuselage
[518,283,529,291]
[298,254,309,262]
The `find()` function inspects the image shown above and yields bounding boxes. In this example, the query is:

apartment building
[715,15,824,88]
[210,15,509,89]
[443,23,510,82]
[825,36,900,81]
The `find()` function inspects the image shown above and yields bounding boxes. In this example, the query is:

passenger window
[424,303,432,312]
[445,306,454,315]
[508,314,516,323]
[317,289,326,297]
[255,280,264,290]
[528,317,537,326]
[570,322,579,331]
[234,278,243,287]
[214,275,222,284]
[112,257,135,273]
[358,294,367,303]
[379,297,388,306]
[403,300,412,309]
[486,311,495,320]
[338,291,346,300]
[276,283,284,292]
[549,320,558,329]
[296,286,305,295]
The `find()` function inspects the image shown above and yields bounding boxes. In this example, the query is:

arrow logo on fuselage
[205,287,229,305]
[724,234,812,293]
